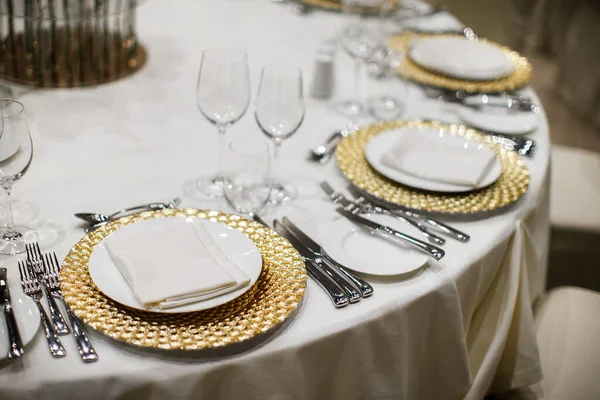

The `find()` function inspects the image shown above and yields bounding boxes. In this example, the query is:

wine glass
[0,99,36,255]
[337,0,383,117]
[255,65,305,204]
[223,138,271,216]
[366,70,406,121]
[196,49,251,198]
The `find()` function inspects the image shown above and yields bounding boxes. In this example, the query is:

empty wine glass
[255,65,305,204]
[366,72,406,121]
[196,49,251,198]
[224,138,271,216]
[0,100,36,255]
[337,0,383,117]
[369,0,405,80]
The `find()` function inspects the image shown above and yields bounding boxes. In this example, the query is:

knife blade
[346,185,470,243]
[0,268,24,359]
[273,221,349,308]
[337,209,445,260]
[281,217,373,297]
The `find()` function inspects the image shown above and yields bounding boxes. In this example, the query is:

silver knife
[346,185,471,243]
[0,268,24,359]
[276,221,361,303]
[274,220,350,308]
[281,217,374,297]
[337,209,445,260]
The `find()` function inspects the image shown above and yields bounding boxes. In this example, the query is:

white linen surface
[104,221,250,310]
[409,37,515,80]
[380,133,498,186]
[0,1,550,399]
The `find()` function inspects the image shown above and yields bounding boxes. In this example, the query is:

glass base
[194,175,226,199]
[367,95,406,121]
[335,99,363,117]
[0,226,38,255]
[270,182,297,205]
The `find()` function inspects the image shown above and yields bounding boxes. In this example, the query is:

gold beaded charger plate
[335,120,530,214]
[60,208,308,350]
[388,33,532,93]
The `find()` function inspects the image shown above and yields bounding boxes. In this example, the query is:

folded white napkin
[380,133,497,187]
[409,37,514,81]
[105,221,250,310]
[402,13,463,33]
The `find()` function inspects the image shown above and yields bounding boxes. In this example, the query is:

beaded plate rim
[335,120,530,214]
[60,208,308,351]
[388,33,533,93]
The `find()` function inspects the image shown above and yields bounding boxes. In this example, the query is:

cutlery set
[320,180,468,255]
[321,182,447,245]
[3,243,98,362]
[0,268,24,359]
[251,180,468,307]
[423,88,540,113]
[345,185,470,242]
[272,218,372,307]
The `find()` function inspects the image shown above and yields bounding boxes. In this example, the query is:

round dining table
[0,0,550,399]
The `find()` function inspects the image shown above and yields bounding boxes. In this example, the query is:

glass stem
[2,184,19,240]
[215,124,227,183]
[354,58,362,103]
[272,139,282,188]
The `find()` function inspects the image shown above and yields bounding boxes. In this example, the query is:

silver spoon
[75,198,182,225]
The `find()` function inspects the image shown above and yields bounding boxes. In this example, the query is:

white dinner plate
[88,217,263,313]
[320,217,429,276]
[409,37,514,81]
[457,105,539,136]
[0,276,40,359]
[365,127,502,193]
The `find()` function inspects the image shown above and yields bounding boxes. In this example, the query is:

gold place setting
[0,0,557,398]
[0,0,538,353]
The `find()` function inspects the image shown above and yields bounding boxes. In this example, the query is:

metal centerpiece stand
[0,0,146,88]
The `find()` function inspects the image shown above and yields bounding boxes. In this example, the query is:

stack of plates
[60,209,307,351]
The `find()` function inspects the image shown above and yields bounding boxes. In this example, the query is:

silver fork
[346,185,470,243]
[309,123,358,165]
[25,243,69,335]
[18,261,66,358]
[320,181,446,245]
[44,253,98,362]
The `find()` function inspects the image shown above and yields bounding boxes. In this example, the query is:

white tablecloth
[0,1,550,399]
